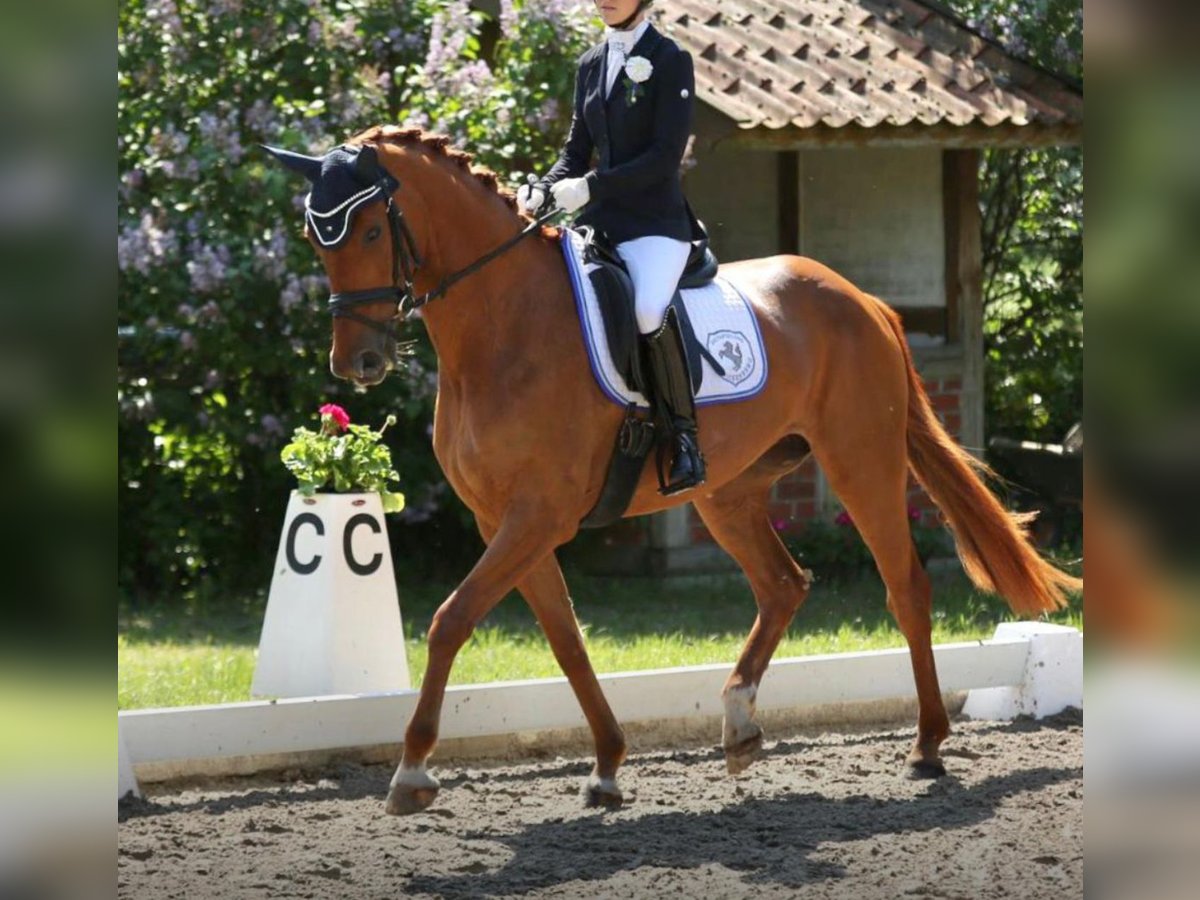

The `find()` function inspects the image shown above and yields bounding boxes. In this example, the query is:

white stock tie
[605,43,627,99]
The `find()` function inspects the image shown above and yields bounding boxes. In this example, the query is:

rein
[327,178,562,338]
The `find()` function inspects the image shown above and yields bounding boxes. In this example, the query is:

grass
[118,565,1082,710]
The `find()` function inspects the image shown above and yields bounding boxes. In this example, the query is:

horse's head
[264,142,417,387]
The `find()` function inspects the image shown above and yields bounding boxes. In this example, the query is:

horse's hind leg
[811,421,950,777]
[514,554,627,807]
[692,440,814,774]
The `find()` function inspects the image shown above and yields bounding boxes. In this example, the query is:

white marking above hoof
[722,684,759,748]
[390,762,440,791]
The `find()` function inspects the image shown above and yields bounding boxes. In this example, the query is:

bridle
[326,175,562,341]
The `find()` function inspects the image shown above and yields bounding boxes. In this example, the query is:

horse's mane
[347,125,560,242]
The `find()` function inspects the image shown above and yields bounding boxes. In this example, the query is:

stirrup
[659,429,706,496]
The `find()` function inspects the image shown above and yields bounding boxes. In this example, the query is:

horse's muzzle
[331,348,390,387]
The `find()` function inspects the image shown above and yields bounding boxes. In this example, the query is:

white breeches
[614,236,692,334]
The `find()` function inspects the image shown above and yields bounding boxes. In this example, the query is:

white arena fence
[118,621,1081,800]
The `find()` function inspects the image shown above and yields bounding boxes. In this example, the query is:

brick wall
[686,373,964,544]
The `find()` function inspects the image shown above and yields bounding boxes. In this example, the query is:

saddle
[576,225,722,400]
[575,226,722,528]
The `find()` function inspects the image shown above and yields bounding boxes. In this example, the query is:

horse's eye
[365,225,382,243]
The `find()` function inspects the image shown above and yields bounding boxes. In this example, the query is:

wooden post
[778,150,799,254]
[942,149,984,451]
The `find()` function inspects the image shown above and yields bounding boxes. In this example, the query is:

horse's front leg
[385,509,569,815]
[515,554,627,807]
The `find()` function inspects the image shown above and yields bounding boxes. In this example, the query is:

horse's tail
[883,309,1081,616]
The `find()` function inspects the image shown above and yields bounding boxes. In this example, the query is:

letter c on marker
[285,513,324,574]
[344,513,383,576]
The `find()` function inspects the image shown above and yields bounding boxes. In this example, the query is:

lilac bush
[119,0,601,595]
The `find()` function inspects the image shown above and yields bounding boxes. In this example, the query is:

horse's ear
[354,143,382,180]
[260,145,322,182]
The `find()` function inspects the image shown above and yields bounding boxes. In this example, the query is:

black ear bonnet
[263,143,400,249]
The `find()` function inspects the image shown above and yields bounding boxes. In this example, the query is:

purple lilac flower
[424,2,472,77]
[260,414,284,436]
[279,273,328,313]
[534,97,560,130]
[519,0,596,43]
[149,123,190,157]
[253,228,290,281]
[197,107,245,162]
[119,168,146,202]
[145,0,183,37]
[186,240,232,293]
[244,98,279,137]
[403,110,430,131]
[333,15,361,45]
[391,30,424,53]
[118,213,179,275]
[280,276,303,313]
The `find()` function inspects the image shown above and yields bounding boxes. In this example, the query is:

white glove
[550,176,590,214]
[516,183,547,215]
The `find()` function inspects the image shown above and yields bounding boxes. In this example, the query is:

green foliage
[778,511,952,581]
[280,409,406,511]
[117,1,599,597]
[942,0,1083,443]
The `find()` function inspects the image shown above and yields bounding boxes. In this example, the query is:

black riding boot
[642,310,706,495]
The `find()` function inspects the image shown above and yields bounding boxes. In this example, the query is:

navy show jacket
[537,22,706,245]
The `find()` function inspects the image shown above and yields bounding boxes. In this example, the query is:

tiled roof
[662,0,1082,137]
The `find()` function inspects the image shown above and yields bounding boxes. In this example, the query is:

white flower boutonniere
[622,55,653,106]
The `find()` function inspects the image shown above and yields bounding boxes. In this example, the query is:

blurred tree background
[944,0,1084,442]
[118,0,1082,600]
[118,1,596,598]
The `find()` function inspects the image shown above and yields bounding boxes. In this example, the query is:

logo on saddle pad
[706,330,756,386]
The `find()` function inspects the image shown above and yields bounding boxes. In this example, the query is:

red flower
[834,510,854,527]
[319,403,350,433]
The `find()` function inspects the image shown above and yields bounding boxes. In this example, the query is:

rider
[517,0,707,495]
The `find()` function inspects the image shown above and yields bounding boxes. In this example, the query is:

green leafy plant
[777,507,951,581]
[280,404,406,512]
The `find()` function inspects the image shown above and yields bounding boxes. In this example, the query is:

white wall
[684,105,780,263]
[798,147,946,309]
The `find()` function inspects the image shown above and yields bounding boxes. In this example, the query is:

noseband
[326,176,560,341]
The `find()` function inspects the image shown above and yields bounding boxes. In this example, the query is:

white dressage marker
[252,491,410,699]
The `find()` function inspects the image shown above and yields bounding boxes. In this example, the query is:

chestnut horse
[269,125,1080,815]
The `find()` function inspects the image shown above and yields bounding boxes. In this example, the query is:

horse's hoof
[904,753,947,780]
[583,774,623,809]
[724,726,764,775]
[384,785,440,815]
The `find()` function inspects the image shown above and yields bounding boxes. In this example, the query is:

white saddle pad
[559,227,768,409]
